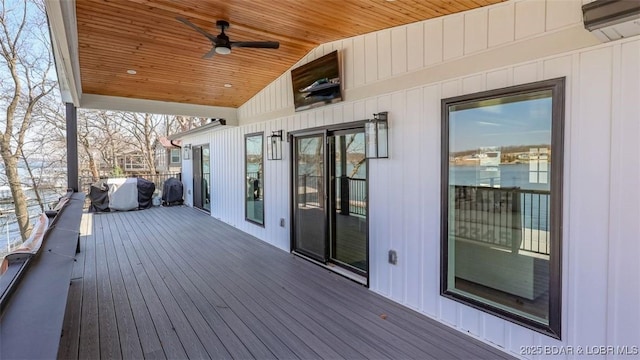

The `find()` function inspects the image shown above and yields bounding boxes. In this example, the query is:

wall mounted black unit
[582,0,640,41]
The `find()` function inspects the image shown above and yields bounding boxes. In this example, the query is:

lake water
[0,188,64,256]
[0,166,66,256]
[451,163,550,191]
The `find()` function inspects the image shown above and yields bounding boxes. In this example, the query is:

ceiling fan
[176,17,280,58]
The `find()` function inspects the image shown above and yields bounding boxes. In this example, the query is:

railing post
[302,174,307,206]
[340,176,350,215]
[65,103,79,192]
[511,188,522,254]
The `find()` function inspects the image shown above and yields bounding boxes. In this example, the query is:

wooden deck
[58,206,514,360]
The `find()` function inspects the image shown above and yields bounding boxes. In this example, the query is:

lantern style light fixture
[267,130,283,160]
[183,144,192,160]
[365,112,389,159]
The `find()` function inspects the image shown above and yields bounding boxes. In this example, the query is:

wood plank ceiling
[76,0,504,108]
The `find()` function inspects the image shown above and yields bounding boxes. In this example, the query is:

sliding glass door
[193,145,210,212]
[291,126,369,278]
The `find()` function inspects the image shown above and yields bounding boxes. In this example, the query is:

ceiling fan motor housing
[216,20,230,30]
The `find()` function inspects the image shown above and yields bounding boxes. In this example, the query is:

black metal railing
[452,185,550,255]
[521,189,550,254]
[336,176,366,216]
[297,174,323,208]
[79,172,181,196]
[297,175,367,217]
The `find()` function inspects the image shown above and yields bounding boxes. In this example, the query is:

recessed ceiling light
[126,69,137,75]
[224,83,232,88]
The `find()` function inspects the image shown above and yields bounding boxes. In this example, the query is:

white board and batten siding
[177,0,640,358]
[237,0,590,124]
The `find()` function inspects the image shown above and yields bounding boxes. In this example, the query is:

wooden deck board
[102,214,145,359]
[137,209,354,360]
[95,215,122,359]
[119,213,215,360]
[61,206,515,360]
[196,213,509,360]
[191,230,418,359]
[180,216,440,360]
[130,210,283,360]
[78,213,99,360]
[144,209,374,359]
[165,213,426,359]
[121,212,234,359]
[111,213,189,359]
[107,214,166,359]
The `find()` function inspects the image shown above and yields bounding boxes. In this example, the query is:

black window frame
[245,132,265,227]
[440,77,565,339]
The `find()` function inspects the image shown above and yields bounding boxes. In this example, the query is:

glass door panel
[193,146,203,209]
[202,145,210,212]
[193,145,210,212]
[293,134,327,262]
[330,131,367,273]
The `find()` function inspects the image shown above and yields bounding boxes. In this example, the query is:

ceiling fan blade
[202,47,217,59]
[231,41,280,49]
[176,17,218,43]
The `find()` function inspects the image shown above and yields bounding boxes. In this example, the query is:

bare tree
[34,100,203,195]
[77,112,101,181]
[44,107,166,184]
[167,115,208,134]
[17,122,66,212]
[38,101,104,190]
[0,0,56,240]
[119,112,163,175]
[72,110,127,181]
[344,133,366,178]
[18,148,44,211]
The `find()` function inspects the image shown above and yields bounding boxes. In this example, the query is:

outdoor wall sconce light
[267,130,283,160]
[183,144,192,160]
[365,112,389,159]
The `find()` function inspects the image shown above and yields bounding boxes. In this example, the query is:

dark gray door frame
[193,146,203,209]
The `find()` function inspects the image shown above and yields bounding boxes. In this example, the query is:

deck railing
[452,185,550,255]
[297,175,366,216]
[79,172,181,196]
[336,176,366,216]
[0,192,84,359]
[298,174,323,208]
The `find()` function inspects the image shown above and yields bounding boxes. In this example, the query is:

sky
[246,134,263,156]
[449,96,553,153]
[0,0,58,123]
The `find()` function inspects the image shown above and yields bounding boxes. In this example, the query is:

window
[155,147,166,169]
[441,78,565,338]
[170,148,181,164]
[245,133,264,226]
